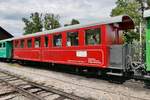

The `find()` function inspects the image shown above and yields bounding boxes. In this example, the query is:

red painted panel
[41,46,108,68]
[14,48,41,61]
[13,24,110,69]
[79,28,84,46]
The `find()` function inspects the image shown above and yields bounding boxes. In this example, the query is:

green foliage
[124,31,140,43]
[22,12,43,35]
[148,0,150,7]
[111,0,141,25]
[64,19,80,27]
[44,14,60,30]
[111,0,142,43]
[136,0,150,9]
[22,12,61,35]
[71,19,80,25]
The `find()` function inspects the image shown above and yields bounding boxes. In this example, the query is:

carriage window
[67,32,78,46]
[85,28,101,45]
[35,37,41,48]
[27,39,32,48]
[15,41,19,48]
[45,36,49,47]
[3,43,5,48]
[0,43,2,48]
[53,34,62,47]
[20,40,24,48]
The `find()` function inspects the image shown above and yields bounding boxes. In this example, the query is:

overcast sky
[0,0,116,36]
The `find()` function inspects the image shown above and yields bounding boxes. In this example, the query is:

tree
[22,12,43,35]
[22,12,61,35]
[22,18,34,34]
[111,0,141,43]
[64,19,80,26]
[136,0,150,9]
[111,0,141,25]
[44,14,61,30]
[148,0,150,7]
[71,19,80,25]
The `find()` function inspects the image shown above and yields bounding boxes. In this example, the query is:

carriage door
[109,24,124,70]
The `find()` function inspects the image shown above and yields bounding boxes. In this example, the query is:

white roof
[1,15,134,41]
[144,9,150,18]
[0,38,13,42]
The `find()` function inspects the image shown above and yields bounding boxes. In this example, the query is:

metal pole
[139,22,142,62]
[139,0,147,62]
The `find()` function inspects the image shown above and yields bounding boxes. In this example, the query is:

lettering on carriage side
[88,58,102,64]
[76,50,87,57]
[67,60,85,63]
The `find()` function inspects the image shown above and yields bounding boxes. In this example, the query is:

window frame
[44,35,49,48]
[66,30,79,47]
[27,38,32,48]
[53,33,62,47]
[84,26,101,46]
[2,42,5,48]
[0,43,2,48]
[20,39,24,48]
[34,37,41,48]
[15,40,20,48]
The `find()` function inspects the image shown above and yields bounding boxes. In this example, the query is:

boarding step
[106,72,123,76]
[144,75,150,80]
[109,67,123,70]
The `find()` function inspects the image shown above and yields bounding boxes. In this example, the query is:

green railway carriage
[144,10,150,71]
[0,38,13,59]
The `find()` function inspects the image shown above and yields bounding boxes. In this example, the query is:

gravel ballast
[0,62,149,100]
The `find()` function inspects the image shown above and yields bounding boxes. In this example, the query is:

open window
[67,31,79,46]
[53,34,62,47]
[20,40,24,48]
[27,39,32,48]
[35,37,41,48]
[44,36,49,47]
[0,43,2,48]
[15,40,19,48]
[85,28,101,45]
[3,43,5,48]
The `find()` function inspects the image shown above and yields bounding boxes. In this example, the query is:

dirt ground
[0,62,149,100]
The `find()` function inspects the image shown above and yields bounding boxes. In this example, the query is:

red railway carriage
[13,15,134,72]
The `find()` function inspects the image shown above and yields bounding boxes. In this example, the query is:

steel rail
[0,70,87,100]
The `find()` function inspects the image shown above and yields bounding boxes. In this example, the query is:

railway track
[0,80,25,100]
[0,63,150,100]
[0,70,87,100]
